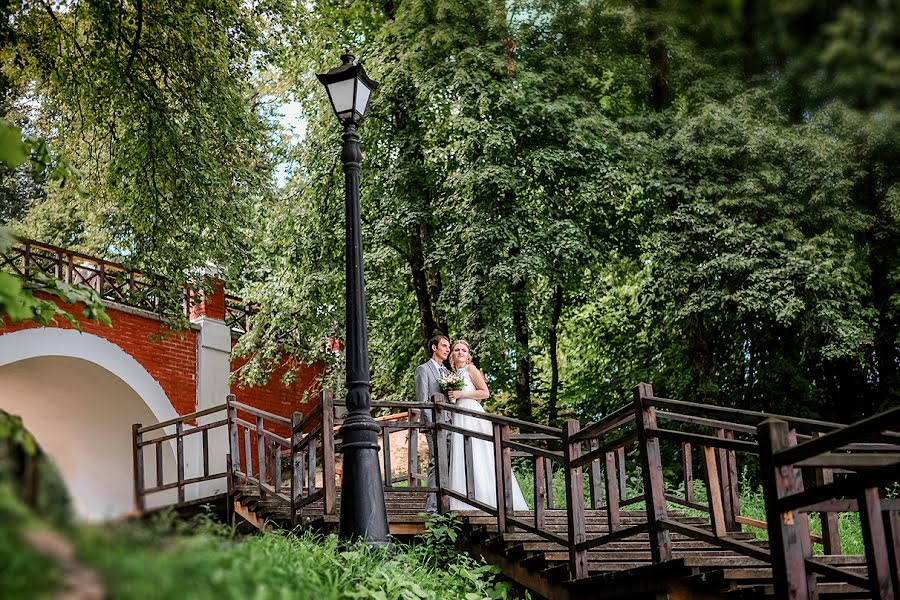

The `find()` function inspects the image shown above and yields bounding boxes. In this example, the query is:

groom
[414,334,451,513]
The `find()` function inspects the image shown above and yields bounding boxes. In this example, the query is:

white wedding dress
[448,367,529,511]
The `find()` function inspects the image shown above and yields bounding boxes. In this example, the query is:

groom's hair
[427,334,449,356]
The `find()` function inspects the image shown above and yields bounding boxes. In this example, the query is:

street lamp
[317,53,389,544]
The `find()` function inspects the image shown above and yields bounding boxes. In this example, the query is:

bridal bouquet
[438,371,464,392]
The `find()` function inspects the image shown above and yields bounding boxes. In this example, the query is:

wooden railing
[431,399,564,543]
[227,392,337,527]
[760,406,900,599]
[134,384,900,597]
[132,404,229,511]
[1,237,255,334]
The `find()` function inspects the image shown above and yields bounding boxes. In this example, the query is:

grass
[1,490,519,600]
[0,485,61,599]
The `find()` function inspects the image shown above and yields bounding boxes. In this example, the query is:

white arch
[0,328,187,520]
[0,328,180,426]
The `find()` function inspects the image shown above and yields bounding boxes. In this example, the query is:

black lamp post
[316,53,389,544]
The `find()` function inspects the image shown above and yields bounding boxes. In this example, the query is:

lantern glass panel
[327,78,356,118]
[354,82,372,119]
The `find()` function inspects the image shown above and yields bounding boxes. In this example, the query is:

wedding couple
[414,334,528,513]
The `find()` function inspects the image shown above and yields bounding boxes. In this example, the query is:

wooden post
[227,395,239,483]
[435,400,450,514]
[703,446,726,537]
[634,383,672,562]
[499,425,515,520]
[724,430,740,528]
[492,422,507,533]
[563,419,588,580]
[758,418,815,600]
[202,429,210,478]
[858,487,895,600]
[534,455,546,530]
[617,446,627,500]
[682,442,694,503]
[322,392,336,515]
[408,425,419,488]
[604,451,620,532]
[155,442,163,488]
[544,457,554,509]
[132,423,145,513]
[588,438,603,509]
[265,440,275,487]
[307,438,317,493]
[813,432,841,555]
[244,427,253,478]
[256,416,265,496]
[291,411,301,527]
[383,427,393,487]
[464,434,475,501]
[715,429,736,531]
[884,511,900,597]
[176,422,185,504]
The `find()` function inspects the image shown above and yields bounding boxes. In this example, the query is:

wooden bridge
[132,385,900,600]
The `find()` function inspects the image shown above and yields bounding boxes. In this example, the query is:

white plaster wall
[0,329,188,520]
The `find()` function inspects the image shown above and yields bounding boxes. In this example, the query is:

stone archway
[0,328,183,520]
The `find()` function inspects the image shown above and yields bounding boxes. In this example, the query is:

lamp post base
[338,413,390,544]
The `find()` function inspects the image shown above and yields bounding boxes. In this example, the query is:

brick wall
[2,293,199,415]
[2,291,323,422]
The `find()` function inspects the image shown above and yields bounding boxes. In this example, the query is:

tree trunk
[407,222,447,343]
[642,0,671,112]
[685,312,718,404]
[512,276,533,420]
[547,284,564,426]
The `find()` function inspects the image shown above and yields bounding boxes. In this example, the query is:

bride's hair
[450,339,472,370]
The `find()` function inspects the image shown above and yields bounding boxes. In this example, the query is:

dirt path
[23,529,106,600]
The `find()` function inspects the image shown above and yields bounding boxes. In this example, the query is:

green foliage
[69,510,515,600]
[0,412,36,456]
[4,0,899,422]
[1,0,283,296]
[0,226,111,328]
[228,0,900,427]
[0,485,61,599]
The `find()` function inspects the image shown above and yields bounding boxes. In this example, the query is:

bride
[447,340,528,511]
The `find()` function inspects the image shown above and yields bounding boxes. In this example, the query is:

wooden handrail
[775,405,900,467]
[434,401,562,436]
[230,400,292,427]
[645,395,849,433]
[570,403,635,442]
[138,403,227,434]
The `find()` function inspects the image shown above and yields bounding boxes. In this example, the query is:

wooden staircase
[135,390,900,600]
[230,485,874,600]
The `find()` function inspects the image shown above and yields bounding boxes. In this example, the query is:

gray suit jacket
[414,359,446,423]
